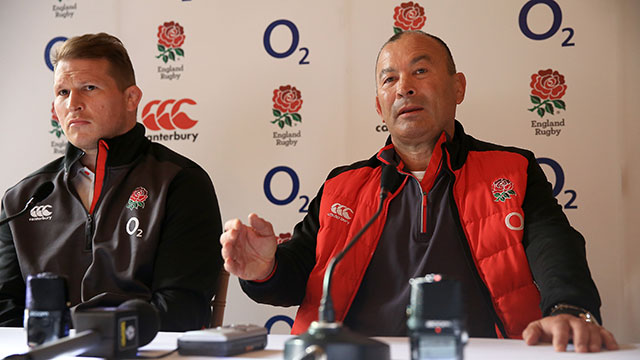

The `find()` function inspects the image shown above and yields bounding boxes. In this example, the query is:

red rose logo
[156,21,185,63]
[158,21,185,48]
[393,2,426,33]
[530,69,566,100]
[126,186,148,210]
[491,178,517,202]
[271,85,303,129]
[273,85,303,113]
[50,101,63,138]
[528,69,567,117]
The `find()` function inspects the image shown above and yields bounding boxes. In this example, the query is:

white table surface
[1,327,638,359]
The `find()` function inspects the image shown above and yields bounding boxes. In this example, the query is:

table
[1,328,638,359]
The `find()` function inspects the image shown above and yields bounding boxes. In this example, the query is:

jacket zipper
[85,213,94,251]
[410,176,428,234]
[445,164,509,338]
[84,140,109,252]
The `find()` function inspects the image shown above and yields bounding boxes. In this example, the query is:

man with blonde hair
[0,33,223,331]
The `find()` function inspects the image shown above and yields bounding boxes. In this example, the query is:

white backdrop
[0,0,638,342]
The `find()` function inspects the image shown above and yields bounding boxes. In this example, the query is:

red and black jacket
[241,121,601,338]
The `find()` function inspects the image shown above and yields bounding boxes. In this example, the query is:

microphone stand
[284,188,392,360]
[0,197,37,227]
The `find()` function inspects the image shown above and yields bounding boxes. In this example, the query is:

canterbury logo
[29,205,53,221]
[141,98,198,130]
[328,203,353,224]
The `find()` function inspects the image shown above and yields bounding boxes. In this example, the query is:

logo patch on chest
[491,178,517,202]
[328,203,353,224]
[126,187,148,210]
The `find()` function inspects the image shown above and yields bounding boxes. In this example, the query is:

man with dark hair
[0,33,223,331]
[220,31,618,352]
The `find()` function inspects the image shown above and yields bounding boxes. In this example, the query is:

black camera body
[25,273,71,347]
[407,274,467,360]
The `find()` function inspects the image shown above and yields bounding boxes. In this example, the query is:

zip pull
[85,213,94,251]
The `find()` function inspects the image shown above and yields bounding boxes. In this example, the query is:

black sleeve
[239,185,323,307]
[521,154,602,323]
[150,166,223,331]
[0,203,26,327]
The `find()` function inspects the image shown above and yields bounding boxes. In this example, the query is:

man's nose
[67,91,84,111]
[396,76,415,97]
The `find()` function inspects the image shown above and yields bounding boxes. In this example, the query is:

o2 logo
[44,36,68,71]
[263,19,310,65]
[264,315,294,334]
[519,0,575,47]
[264,166,309,213]
[126,217,144,238]
[536,157,577,209]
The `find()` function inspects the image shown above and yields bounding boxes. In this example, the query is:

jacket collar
[375,120,470,184]
[63,123,150,173]
[443,120,470,171]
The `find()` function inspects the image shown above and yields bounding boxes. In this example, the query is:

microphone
[0,182,54,227]
[284,165,396,360]
[4,299,160,360]
[25,273,71,347]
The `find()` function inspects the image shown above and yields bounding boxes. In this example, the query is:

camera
[407,274,467,360]
[24,272,71,347]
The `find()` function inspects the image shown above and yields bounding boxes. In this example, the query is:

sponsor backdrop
[0,0,638,342]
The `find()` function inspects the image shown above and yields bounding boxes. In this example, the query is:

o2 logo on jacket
[519,0,575,47]
[44,36,68,71]
[264,166,309,213]
[536,157,578,209]
[263,19,310,65]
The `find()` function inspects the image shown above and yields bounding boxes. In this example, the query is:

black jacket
[0,123,223,331]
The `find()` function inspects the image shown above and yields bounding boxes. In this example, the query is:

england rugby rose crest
[491,178,517,202]
[50,102,63,138]
[271,85,303,129]
[156,21,185,63]
[126,187,148,210]
[393,2,426,34]
[528,69,567,118]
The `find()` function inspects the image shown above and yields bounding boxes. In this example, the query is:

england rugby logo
[50,102,64,138]
[126,187,148,210]
[528,69,567,118]
[491,178,517,203]
[393,2,426,34]
[157,21,185,63]
[271,85,303,129]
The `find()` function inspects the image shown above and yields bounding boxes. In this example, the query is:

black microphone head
[32,182,54,203]
[380,165,396,193]
[26,272,68,310]
[117,299,160,347]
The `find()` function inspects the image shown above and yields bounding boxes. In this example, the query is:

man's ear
[375,95,383,121]
[454,72,466,105]
[124,85,143,112]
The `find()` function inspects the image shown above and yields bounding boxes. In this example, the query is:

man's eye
[383,77,395,84]
[57,89,69,96]
[86,85,96,91]
[415,68,427,74]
